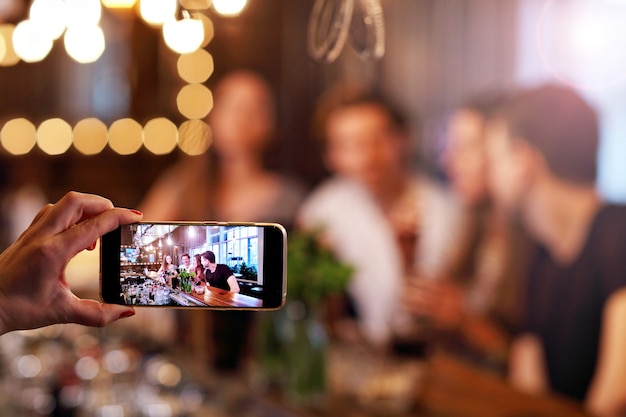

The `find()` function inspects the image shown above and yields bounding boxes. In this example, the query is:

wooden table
[183,285,263,308]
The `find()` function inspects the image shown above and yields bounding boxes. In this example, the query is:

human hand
[402,277,466,330]
[0,191,143,335]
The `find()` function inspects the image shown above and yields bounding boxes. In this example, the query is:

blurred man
[486,84,626,416]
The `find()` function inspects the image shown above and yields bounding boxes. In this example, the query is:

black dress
[523,205,626,401]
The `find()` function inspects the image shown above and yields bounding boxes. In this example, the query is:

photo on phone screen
[100,222,286,310]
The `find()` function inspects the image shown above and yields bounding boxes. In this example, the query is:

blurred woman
[140,70,305,372]
[403,93,527,372]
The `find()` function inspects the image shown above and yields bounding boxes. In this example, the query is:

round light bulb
[163,16,204,54]
[140,0,177,26]
[12,20,53,63]
[64,26,105,63]
[30,0,66,40]
[213,0,247,16]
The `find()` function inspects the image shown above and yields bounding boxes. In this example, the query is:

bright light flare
[213,0,247,16]
[140,0,177,26]
[12,20,53,63]
[537,0,626,89]
[30,0,66,40]
[64,26,105,63]
[64,0,101,27]
[163,14,204,54]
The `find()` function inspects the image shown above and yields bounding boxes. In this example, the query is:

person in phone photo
[179,253,192,273]
[0,191,140,335]
[158,254,178,287]
[201,250,240,293]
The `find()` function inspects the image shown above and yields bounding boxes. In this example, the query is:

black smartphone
[100,221,287,310]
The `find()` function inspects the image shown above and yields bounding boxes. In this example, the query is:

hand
[403,277,466,330]
[0,191,143,335]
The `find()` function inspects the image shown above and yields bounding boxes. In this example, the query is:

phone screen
[100,222,286,310]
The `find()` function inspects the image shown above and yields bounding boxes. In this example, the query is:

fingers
[37,192,115,237]
[29,203,53,228]
[67,299,135,327]
[58,207,143,257]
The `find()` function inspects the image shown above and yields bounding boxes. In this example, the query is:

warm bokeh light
[162,14,204,54]
[30,0,66,40]
[0,118,36,155]
[73,118,108,155]
[0,33,5,62]
[64,25,106,63]
[12,20,53,63]
[65,0,101,27]
[178,119,212,155]
[139,0,177,26]
[108,118,143,155]
[180,0,212,9]
[177,48,213,83]
[192,12,214,47]
[101,0,137,9]
[143,117,178,155]
[37,118,73,155]
[0,25,19,66]
[213,0,247,16]
[177,84,213,119]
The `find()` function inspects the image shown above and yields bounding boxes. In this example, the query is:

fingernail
[119,310,135,319]
[129,209,142,216]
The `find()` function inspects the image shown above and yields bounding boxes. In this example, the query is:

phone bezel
[100,221,287,310]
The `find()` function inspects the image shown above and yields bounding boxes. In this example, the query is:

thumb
[66,299,135,327]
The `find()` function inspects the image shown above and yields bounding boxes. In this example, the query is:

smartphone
[100,221,287,310]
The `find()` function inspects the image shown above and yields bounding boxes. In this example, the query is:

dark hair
[181,253,190,259]
[459,91,511,120]
[312,82,408,145]
[201,250,216,263]
[499,84,598,184]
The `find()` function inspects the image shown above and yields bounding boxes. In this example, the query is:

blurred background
[1,0,626,416]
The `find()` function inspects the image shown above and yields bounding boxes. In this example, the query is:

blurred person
[140,70,304,372]
[402,93,527,371]
[140,70,304,225]
[201,250,240,293]
[0,191,140,335]
[486,84,626,415]
[297,83,423,347]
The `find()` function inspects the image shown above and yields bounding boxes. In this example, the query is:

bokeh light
[177,49,213,83]
[101,0,137,8]
[30,0,66,40]
[12,20,53,63]
[213,0,247,16]
[64,25,106,63]
[180,0,212,9]
[177,84,213,119]
[143,117,178,155]
[108,118,143,155]
[73,118,108,155]
[37,118,73,155]
[0,25,19,66]
[192,12,214,47]
[140,0,177,26]
[65,0,101,28]
[178,119,212,155]
[163,15,204,54]
[1,118,37,155]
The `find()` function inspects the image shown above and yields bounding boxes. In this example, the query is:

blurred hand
[0,191,142,335]
[403,277,466,330]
